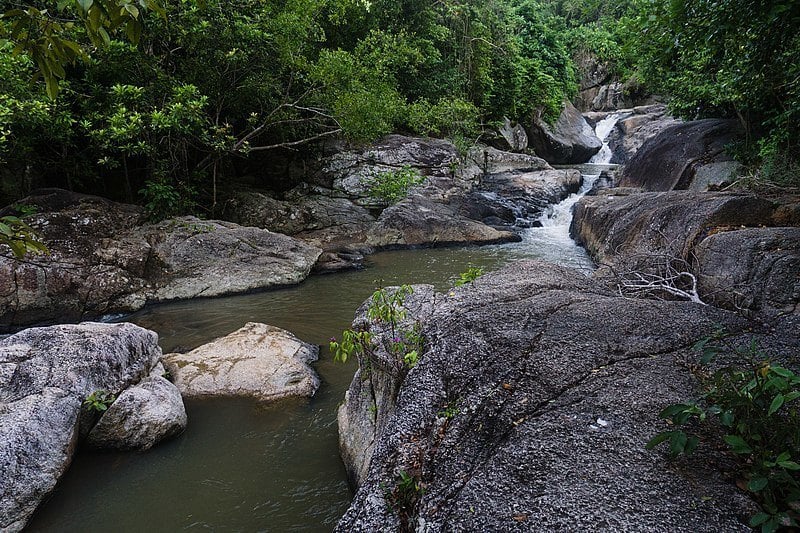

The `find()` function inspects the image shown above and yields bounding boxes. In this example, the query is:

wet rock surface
[336,261,775,532]
[0,322,170,531]
[162,322,320,401]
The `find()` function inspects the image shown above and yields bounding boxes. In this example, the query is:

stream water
[26,117,621,532]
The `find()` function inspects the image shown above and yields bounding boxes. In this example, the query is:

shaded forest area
[1,0,798,217]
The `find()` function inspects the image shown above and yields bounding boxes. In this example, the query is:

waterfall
[494,112,626,271]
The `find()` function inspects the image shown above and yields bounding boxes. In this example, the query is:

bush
[366,165,425,205]
[647,331,800,531]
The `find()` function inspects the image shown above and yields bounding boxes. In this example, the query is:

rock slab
[336,262,762,532]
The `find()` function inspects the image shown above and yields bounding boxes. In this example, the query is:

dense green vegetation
[0,0,797,219]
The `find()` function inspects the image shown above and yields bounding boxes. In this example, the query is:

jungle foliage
[0,0,796,217]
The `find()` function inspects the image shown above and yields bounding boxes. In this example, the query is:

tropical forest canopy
[0,0,798,216]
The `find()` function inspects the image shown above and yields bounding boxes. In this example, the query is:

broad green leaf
[768,394,784,415]
[723,434,752,454]
[645,431,672,450]
[748,477,768,492]
[669,430,688,456]
[777,460,800,471]
[749,512,770,527]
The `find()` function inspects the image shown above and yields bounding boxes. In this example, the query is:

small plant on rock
[454,264,484,287]
[84,390,116,412]
[330,284,424,371]
[647,330,800,532]
[382,470,424,528]
[366,165,425,205]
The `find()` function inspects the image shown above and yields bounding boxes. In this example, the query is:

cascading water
[496,112,627,271]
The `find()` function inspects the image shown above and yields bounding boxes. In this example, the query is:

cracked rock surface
[334,261,794,532]
[162,322,320,401]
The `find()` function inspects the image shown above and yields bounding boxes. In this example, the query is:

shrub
[366,165,425,205]
[647,331,800,532]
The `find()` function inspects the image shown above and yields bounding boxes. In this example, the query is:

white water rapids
[492,112,626,271]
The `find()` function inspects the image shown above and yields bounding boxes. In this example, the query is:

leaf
[771,366,794,378]
[777,460,800,471]
[768,394,784,416]
[750,512,770,527]
[748,477,769,492]
[684,435,700,455]
[723,434,753,454]
[645,431,672,450]
[670,430,688,456]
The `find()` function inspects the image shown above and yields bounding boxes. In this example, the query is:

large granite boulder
[366,194,520,249]
[605,105,680,164]
[336,262,771,531]
[618,119,742,191]
[0,322,174,531]
[694,227,800,315]
[571,190,799,315]
[145,217,320,301]
[0,190,322,331]
[316,134,458,204]
[527,100,602,164]
[162,322,320,401]
[482,117,529,152]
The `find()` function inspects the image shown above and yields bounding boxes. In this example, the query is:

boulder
[316,134,458,203]
[162,322,320,401]
[482,117,528,152]
[0,190,322,331]
[366,194,520,249]
[336,262,763,531]
[145,217,321,301]
[618,119,743,191]
[571,191,799,314]
[85,373,187,451]
[479,168,581,218]
[527,100,602,164]
[591,82,626,111]
[606,105,680,164]
[0,322,163,531]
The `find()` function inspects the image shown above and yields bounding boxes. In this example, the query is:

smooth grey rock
[527,101,602,164]
[618,119,742,191]
[571,191,800,314]
[0,322,161,531]
[146,217,321,301]
[591,82,625,111]
[162,322,320,401]
[689,161,740,191]
[336,262,760,532]
[483,117,528,152]
[85,374,187,450]
[606,105,679,164]
[366,194,520,249]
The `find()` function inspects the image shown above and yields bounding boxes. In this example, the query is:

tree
[0,0,165,98]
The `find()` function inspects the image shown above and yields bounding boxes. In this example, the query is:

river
[26,116,622,532]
